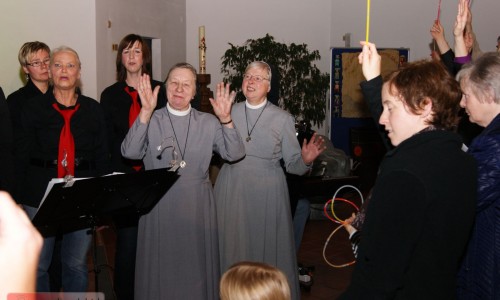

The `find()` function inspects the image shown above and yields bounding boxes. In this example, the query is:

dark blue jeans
[25,205,92,292]
[293,198,311,252]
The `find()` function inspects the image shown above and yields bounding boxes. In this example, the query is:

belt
[30,158,96,171]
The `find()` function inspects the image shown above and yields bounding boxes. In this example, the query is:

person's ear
[421,98,433,121]
[485,88,495,104]
[22,66,30,76]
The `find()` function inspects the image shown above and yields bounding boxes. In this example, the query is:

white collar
[245,99,268,109]
[167,103,191,116]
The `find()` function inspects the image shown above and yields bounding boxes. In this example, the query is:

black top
[100,80,166,173]
[15,92,110,207]
[0,87,14,193]
[7,79,46,133]
[360,75,391,151]
[340,130,476,299]
[7,80,48,200]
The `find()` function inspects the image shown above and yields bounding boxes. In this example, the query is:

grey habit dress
[121,104,245,300]
[214,100,309,300]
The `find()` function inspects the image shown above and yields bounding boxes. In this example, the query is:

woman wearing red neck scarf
[16,46,109,293]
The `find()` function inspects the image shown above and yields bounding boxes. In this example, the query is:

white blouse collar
[245,99,268,109]
[167,103,191,116]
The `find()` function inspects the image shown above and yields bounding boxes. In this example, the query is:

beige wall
[329,0,499,61]
[95,0,186,100]
[0,0,185,100]
[0,1,97,97]
[186,0,500,133]
[1,0,498,114]
[186,0,500,89]
[186,0,332,92]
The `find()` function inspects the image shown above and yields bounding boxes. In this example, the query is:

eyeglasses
[52,63,78,70]
[243,74,269,82]
[26,59,50,68]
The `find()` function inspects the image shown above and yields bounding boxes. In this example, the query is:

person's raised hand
[454,0,468,38]
[209,82,236,127]
[301,133,325,165]
[137,73,160,124]
[358,41,381,81]
[430,20,446,42]
[342,213,357,236]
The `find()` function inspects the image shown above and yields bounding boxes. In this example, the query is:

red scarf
[125,86,142,171]
[125,86,141,127]
[52,103,80,178]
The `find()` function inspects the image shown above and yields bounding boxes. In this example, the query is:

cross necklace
[166,107,191,168]
[244,101,268,142]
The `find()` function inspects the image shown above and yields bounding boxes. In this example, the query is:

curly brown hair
[384,60,462,131]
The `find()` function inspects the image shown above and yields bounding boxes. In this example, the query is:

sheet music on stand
[38,173,123,214]
[33,168,179,237]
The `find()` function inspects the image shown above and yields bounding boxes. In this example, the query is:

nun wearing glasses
[214,61,325,300]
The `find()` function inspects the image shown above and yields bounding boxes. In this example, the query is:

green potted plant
[220,34,330,127]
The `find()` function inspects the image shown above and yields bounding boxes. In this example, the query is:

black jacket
[0,87,14,193]
[16,92,109,207]
[100,80,166,173]
[340,130,476,299]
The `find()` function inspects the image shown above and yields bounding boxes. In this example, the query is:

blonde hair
[220,261,291,300]
[50,46,82,69]
[18,41,50,66]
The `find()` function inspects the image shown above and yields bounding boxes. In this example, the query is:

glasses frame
[26,59,50,68]
[242,74,269,83]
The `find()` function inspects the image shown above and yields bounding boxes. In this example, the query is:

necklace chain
[166,109,191,162]
[245,102,268,142]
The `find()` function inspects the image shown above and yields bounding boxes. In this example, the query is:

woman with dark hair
[339,42,476,299]
[100,33,166,300]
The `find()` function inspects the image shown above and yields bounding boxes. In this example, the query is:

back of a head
[220,262,291,300]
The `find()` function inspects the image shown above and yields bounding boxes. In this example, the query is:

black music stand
[32,167,179,292]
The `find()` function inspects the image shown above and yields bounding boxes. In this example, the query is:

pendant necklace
[245,101,268,142]
[166,106,191,168]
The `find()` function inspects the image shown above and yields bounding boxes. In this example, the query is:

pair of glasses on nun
[157,136,186,170]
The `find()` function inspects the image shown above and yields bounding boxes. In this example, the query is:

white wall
[330,0,499,62]
[0,1,97,98]
[186,0,499,133]
[186,0,333,92]
[186,0,332,133]
[0,0,186,100]
[1,1,498,105]
[186,0,499,88]
[95,0,186,99]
